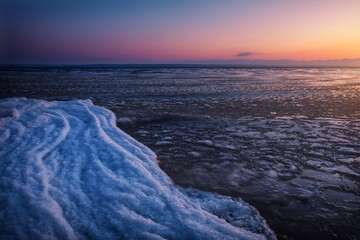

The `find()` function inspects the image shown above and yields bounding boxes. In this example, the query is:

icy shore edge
[0,98,275,240]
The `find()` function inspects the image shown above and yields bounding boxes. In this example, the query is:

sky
[1,0,360,65]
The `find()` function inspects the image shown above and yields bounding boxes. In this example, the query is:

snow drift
[0,98,275,240]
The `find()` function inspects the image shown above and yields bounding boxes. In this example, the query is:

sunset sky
[1,0,360,65]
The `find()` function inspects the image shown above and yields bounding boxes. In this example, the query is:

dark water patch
[116,113,211,129]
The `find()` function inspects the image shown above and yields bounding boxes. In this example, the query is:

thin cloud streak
[236,52,253,57]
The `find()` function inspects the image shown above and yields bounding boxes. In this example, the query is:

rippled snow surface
[1,66,360,239]
[0,98,274,240]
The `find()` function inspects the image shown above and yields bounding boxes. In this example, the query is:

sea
[1,65,360,240]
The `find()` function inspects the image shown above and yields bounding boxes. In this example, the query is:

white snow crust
[0,98,275,240]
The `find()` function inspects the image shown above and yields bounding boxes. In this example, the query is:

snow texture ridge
[0,98,275,240]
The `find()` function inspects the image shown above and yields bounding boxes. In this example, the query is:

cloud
[236,52,253,57]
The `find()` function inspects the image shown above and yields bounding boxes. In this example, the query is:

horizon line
[2,57,360,68]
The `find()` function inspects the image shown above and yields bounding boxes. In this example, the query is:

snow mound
[0,98,275,240]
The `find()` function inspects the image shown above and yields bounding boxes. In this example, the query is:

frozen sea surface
[0,98,275,240]
[1,66,360,239]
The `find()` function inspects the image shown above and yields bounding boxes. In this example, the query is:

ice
[0,98,275,240]
[155,140,173,146]
[197,140,214,146]
[137,130,150,134]
[2,66,360,239]
[337,147,360,155]
[266,170,278,178]
[289,165,297,172]
[338,157,360,164]
[189,151,201,158]
[116,117,137,126]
